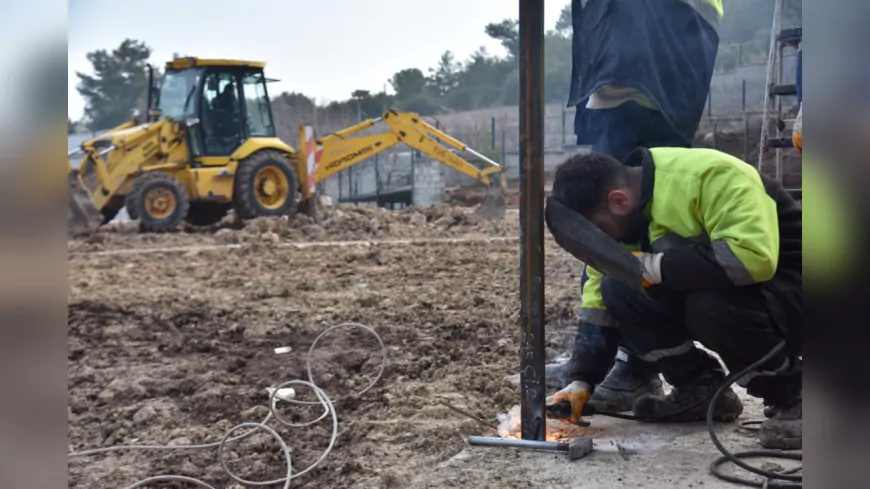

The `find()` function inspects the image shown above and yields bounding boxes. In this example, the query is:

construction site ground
[68,204,778,488]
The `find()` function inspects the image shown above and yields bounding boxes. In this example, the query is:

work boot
[588,354,665,412]
[633,371,744,422]
[759,400,802,449]
[545,362,576,389]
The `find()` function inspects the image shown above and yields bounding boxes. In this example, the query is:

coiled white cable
[68,322,386,488]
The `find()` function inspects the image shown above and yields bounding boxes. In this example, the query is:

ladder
[757,0,802,199]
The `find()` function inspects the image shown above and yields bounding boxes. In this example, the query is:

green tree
[448,47,507,110]
[68,118,76,134]
[389,68,427,101]
[427,51,461,99]
[555,4,572,34]
[76,39,152,130]
[485,19,520,59]
[398,94,442,115]
[275,92,316,113]
[543,30,572,104]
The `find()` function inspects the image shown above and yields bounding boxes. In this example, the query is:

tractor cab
[153,57,277,159]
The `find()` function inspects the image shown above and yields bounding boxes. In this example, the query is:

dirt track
[67,205,584,488]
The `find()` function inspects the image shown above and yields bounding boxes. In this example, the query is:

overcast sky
[68,0,568,121]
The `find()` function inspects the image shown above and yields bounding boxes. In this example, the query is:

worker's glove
[552,381,592,424]
[632,251,663,287]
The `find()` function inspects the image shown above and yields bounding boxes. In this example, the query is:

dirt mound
[68,204,520,253]
[234,203,505,242]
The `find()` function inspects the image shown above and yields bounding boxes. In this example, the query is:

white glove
[633,252,663,286]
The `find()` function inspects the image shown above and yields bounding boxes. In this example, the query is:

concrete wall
[412,159,445,206]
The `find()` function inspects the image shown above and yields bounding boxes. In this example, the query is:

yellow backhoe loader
[68,57,507,234]
[298,110,507,220]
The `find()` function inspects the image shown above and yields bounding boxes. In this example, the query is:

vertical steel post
[518,0,546,442]
[491,116,497,151]
[375,154,380,206]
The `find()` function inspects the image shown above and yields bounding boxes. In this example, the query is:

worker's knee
[684,289,765,347]
[600,276,656,339]
[600,276,640,315]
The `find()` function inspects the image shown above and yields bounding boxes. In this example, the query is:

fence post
[375,154,380,206]
[410,149,416,206]
[491,116,496,151]
[501,129,507,165]
[707,90,713,118]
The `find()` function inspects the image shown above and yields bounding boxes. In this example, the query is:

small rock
[168,437,192,446]
[408,213,427,227]
[96,389,115,403]
[215,228,239,244]
[260,231,280,244]
[133,405,157,425]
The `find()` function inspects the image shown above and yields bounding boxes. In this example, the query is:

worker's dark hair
[551,152,629,214]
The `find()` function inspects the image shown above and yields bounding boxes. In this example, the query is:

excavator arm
[299,109,507,219]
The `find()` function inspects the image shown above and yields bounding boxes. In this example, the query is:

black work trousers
[600,276,802,405]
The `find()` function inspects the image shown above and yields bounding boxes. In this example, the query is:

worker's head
[551,152,641,242]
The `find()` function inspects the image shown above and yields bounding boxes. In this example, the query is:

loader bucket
[68,171,103,236]
[474,183,507,220]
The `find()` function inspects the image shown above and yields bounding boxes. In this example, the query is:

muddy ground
[68,204,787,488]
[68,207,584,488]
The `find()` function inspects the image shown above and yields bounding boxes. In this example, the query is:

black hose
[705,341,801,488]
[591,341,801,488]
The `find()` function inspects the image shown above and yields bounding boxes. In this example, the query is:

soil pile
[68,203,520,253]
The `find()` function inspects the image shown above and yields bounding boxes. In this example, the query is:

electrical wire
[68,322,387,488]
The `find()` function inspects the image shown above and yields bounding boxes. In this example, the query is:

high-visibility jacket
[579,147,802,327]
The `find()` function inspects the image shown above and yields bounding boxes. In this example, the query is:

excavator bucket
[68,170,103,236]
[474,183,507,220]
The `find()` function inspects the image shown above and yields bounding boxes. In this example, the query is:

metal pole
[742,79,749,162]
[491,116,496,151]
[561,108,566,145]
[468,436,568,452]
[518,0,546,442]
[501,129,506,165]
[707,90,713,118]
[410,150,416,206]
[375,154,380,206]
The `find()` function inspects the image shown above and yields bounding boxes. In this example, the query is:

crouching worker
[548,147,802,449]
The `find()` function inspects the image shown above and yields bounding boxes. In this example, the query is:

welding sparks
[496,404,602,442]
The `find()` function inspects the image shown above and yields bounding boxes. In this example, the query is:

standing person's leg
[586,101,692,161]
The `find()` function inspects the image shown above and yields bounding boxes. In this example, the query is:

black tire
[233,150,299,220]
[128,172,190,232]
[185,202,231,227]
